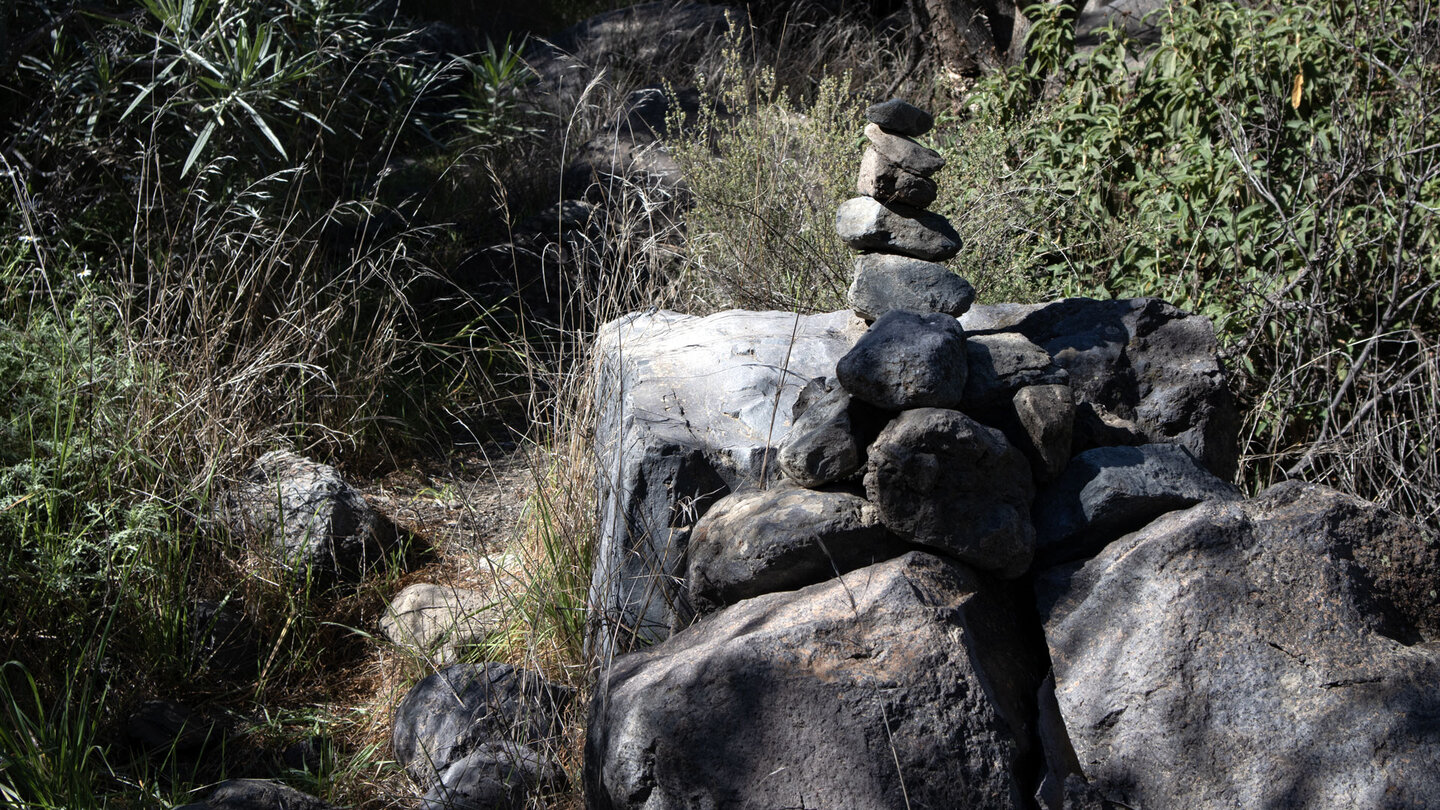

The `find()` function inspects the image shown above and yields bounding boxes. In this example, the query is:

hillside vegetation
[0,0,1435,806]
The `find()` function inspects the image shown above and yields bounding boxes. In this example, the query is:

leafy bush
[964,0,1440,524]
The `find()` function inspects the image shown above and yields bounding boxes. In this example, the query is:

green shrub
[668,29,863,312]
[964,0,1440,523]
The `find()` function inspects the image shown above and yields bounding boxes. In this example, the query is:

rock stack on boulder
[582,101,1438,810]
[839,98,975,322]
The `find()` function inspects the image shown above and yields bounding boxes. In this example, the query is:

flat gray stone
[1034,443,1242,565]
[865,98,934,136]
[963,333,1068,409]
[684,486,908,615]
[864,122,944,177]
[848,253,974,321]
[835,196,961,261]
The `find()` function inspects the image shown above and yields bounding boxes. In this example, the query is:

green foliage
[964,0,1440,521]
[668,27,863,312]
[0,660,109,809]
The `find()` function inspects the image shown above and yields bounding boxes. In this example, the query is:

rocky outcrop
[579,98,1436,810]
[962,297,1240,479]
[587,552,1043,810]
[1037,482,1440,808]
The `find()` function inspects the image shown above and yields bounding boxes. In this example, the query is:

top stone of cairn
[865,98,934,137]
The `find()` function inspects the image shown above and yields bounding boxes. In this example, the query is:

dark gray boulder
[1034,443,1242,565]
[175,779,337,810]
[864,122,945,177]
[392,663,572,788]
[589,309,865,657]
[188,598,257,678]
[1038,482,1440,809]
[776,380,889,487]
[586,551,1044,810]
[963,332,1069,410]
[961,298,1240,479]
[835,196,961,261]
[683,486,909,616]
[857,147,939,208]
[220,450,402,582]
[1012,384,1076,484]
[420,742,566,810]
[836,309,968,410]
[865,408,1035,577]
[865,98,934,136]
[848,253,975,320]
[123,699,227,770]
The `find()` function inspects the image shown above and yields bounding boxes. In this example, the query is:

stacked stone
[837,98,976,322]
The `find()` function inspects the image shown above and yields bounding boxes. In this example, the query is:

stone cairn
[839,98,975,323]
[756,98,1042,583]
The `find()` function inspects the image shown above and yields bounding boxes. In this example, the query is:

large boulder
[865,408,1036,577]
[586,551,1044,809]
[590,309,865,657]
[683,486,908,616]
[1038,482,1440,809]
[962,298,1240,479]
[392,663,573,789]
[220,450,403,582]
[1034,443,1243,565]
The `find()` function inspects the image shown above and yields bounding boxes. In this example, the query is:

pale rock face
[380,583,500,666]
[588,309,867,656]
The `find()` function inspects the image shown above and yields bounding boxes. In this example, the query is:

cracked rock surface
[1037,481,1440,809]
